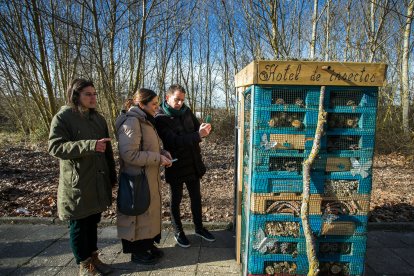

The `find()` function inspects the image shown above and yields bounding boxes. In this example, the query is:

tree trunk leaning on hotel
[301,85,326,276]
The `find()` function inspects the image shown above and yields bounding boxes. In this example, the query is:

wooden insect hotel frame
[234,60,387,275]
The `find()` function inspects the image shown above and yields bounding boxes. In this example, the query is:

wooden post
[235,87,245,264]
[301,86,327,276]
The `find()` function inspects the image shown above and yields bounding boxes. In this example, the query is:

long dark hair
[123,88,157,110]
[67,78,95,112]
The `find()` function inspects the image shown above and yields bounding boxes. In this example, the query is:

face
[140,96,159,116]
[78,86,97,109]
[166,90,185,110]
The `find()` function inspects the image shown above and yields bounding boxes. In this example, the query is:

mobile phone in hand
[205,115,211,124]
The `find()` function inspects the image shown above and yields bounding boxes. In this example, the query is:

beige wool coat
[115,106,163,242]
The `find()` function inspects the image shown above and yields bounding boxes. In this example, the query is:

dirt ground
[0,140,413,223]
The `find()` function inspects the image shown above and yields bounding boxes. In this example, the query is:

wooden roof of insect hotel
[235,60,388,88]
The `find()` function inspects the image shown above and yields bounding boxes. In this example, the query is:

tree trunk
[324,0,331,61]
[344,0,352,61]
[402,0,414,133]
[310,0,319,59]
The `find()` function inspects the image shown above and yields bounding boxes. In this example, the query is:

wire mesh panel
[248,255,309,275]
[318,256,365,275]
[320,215,368,236]
[327,113,361,129]
[327,135,360,151]
[254,108,318,131]
[251,172,325,194]
[324,179,359,196]
[250,193,321,215]
[253,151,307,175]
[325,175,372,195]
[326,87,378,111]
[271,88,307,106]
[317,236,367,258]
[321,197,370,216]
[253,86,321,109]
[329,91,364,108]
[254,130,319,153]
[269,156,303,174]
[327,112,376,132]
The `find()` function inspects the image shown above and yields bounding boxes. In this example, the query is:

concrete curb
[0,217,413,231]
[367,222,414,231]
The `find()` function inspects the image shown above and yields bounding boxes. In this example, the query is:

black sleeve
[155,115,201,149]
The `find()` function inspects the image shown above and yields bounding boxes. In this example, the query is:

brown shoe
[79,257,102,276]
[92,251,113,275]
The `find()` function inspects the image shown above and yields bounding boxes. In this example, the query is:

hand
[162,150,172,160]
[160,155,172,167]
[95,138,111,153]
[199,123,212,138]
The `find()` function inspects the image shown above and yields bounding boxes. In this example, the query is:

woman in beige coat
[116,88,172,265]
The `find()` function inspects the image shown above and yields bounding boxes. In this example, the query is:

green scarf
[161,101,188,117]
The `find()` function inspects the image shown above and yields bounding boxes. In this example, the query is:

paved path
[0,223,413,275]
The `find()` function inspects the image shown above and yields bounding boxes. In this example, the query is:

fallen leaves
[0,141,413,223]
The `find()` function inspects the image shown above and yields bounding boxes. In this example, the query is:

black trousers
[169,179,203,233]
[121,233,161,254]
[69,213,101,264]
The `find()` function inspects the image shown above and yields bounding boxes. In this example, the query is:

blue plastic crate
[326,112,376,132]
[248,254,309,275]
[253,86,321,110]
[323,149,374,159]
[254,154,305,175]
[319,215,369,237]
[326,174,372,194]
[253,108,318,131]
[324,156,374,179]
[249,214,323,238]
[326,134,375,153]
[319,256,366,275]
[251,172,325,194]
[325,87,378,108]
[313,154,373,176]
[325,148,374,159]
[253,130,322,152]
[317,235,367,258]
[249,213,368,238]
[325,128,375,136]
[306,90,321,106]
[248,236,307,257]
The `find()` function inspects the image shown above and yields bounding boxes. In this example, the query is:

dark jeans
[69,213,101,264]
[169,179,203,233]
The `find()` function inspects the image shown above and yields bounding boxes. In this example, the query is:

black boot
[150,244,164,258]
[131,251,158,265]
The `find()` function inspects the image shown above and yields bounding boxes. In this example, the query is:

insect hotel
[234,60,387,275]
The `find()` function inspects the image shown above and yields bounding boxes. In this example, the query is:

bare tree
[0,0,63,132]
[402,0,414,133]
[310,0,319,59]
[362,0,391,62]
[344,0,353,61]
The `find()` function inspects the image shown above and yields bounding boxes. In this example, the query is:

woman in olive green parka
[48,79,116,275]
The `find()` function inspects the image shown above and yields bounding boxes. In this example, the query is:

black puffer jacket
[155,107,206,183]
